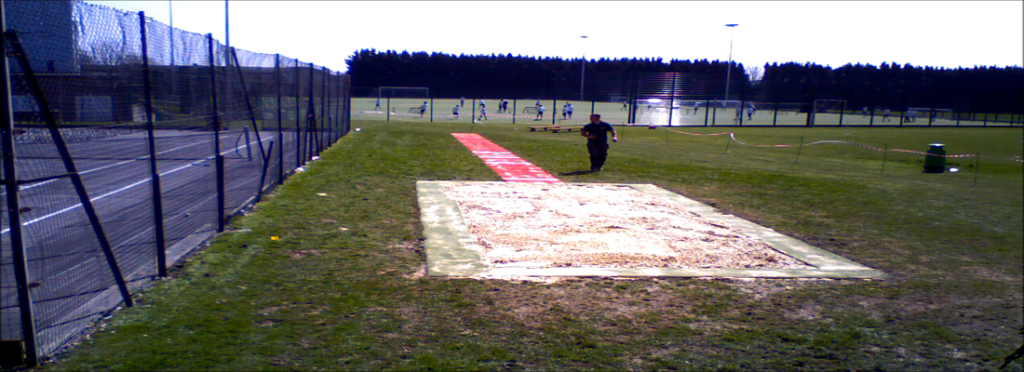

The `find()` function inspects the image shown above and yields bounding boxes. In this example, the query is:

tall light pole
[723,24,738,101]
[580,36,588,101]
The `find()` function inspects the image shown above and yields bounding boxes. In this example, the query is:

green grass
[36,121,1023,371]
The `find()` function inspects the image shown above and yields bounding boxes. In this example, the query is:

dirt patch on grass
[287,249,323,259]
[444,183,811,270]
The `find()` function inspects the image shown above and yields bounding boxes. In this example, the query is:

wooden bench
[550,126,583,133]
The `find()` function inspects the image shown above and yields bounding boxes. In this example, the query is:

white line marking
[18,139,215,192]
[1,137,271,235]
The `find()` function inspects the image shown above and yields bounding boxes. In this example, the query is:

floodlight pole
[723,24,738,101]
[580,36,588,101]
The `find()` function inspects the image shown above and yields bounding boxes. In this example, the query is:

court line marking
[17,139,216,192]
[2,136,272,235]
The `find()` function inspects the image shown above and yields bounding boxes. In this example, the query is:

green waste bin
[923,143,946,173]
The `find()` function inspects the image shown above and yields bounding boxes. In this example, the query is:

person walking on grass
[581,114,618,172]
[452,104,460,120]
[478,105,488,121]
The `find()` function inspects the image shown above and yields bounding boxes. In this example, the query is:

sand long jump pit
[417,181,885,279]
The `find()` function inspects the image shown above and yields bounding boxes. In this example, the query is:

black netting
[2,0,349,361]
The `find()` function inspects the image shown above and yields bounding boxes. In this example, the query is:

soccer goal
[407,107,423,114]
[814,99,847,114]
[909,107,955,120]
[375,86,429,100]
[522,106,539,114]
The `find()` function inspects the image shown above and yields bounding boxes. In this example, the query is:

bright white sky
[85,1,1023,74]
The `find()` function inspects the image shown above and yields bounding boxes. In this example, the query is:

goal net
[909,107,955,120]
[814,99,847,114]
[522,106,539,114]
[374,86,429,99]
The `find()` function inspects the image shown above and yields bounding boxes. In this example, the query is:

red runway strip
[451,133,562,183]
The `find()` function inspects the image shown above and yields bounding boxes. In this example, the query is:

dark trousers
[587,141,609,170]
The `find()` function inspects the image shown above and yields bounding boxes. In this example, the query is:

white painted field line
[18,139,215,192]
[1,136,271,235]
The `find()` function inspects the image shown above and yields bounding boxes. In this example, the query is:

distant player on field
[460,97,465,107]
[478,105,488,121]
[536,104,545,120]
[419,101,428,118]
[375,98,381,111]
[747,103,755,120]
[905,108,917,123]
[882,108,891,122]
[501,100,509,113]
[452,104,460,120]
[566,103,574,119]
[562,103,569,120]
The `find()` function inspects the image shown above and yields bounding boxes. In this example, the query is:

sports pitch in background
[351,97,969,127]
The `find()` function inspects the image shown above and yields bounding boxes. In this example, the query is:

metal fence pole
[207,34,225,232]
[139,12,168,277]
[551,99,556,125]
[319,66,326,154]
[667,75,676,127]
[773,101,779,126]
[275,54,283,185]
[344,74,352,135]
[0,13,39,365]
[295,59,301,168]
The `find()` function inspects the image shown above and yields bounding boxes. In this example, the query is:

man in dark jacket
[581,114,618,172]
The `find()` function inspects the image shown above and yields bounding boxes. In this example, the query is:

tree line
[346,49,1022,113]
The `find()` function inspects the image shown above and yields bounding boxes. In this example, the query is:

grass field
[36,120,1023,371]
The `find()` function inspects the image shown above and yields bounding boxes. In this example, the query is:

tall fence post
[772,101,779,126]
[294,59,301,168]
[704,97,711,126]
[139,12,168,277]
[207,34,225,232]
[319,66,326,155]
[275,54,284,185]
[0,11,39,365]
[667,75,676,127]
[344,74,352,135]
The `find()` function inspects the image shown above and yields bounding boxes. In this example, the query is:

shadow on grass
[559,170,596,176]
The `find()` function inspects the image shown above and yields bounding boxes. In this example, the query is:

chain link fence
[352,70,1021,128]
[1,0,350,365]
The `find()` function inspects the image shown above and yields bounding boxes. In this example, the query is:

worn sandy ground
[444,183,813,270]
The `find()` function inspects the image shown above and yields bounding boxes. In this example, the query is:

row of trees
[346,49,1023,113]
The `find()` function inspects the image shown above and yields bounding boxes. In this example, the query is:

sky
[84,1,1024,75]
